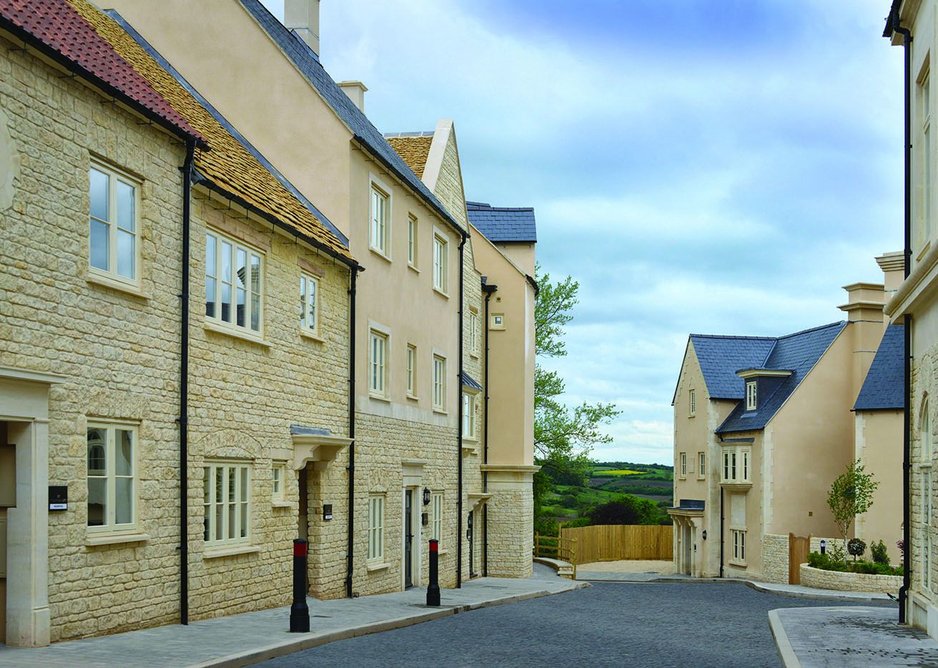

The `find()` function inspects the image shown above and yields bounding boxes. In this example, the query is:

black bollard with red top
[427,538,441,606]
[290,539,310,632]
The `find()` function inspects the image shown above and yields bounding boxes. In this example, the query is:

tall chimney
[338,81,367,112]
[839,281,886,397]
[876,251,905,315]
[284,0,320,56]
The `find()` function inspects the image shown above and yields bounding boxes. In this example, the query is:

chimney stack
[338,81,367,112]
[284,0,320,56]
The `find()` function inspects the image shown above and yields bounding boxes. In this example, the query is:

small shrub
[870,540,889,565]
[807,551,903,576]
[563,516,591,528]
[847,538,867,560]
[535,516,559,537]
[559,493,579,509]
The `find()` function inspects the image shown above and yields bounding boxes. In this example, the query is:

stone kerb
[799,564,902,594]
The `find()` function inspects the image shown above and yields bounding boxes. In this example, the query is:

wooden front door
[789,533,811,584]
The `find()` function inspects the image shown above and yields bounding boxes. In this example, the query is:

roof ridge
[384,131,435,138]
[689,333,777,341]
[776,320,846,340]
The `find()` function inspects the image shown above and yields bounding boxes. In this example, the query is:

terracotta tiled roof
[0,0,202,143]
[66,0,354,264]
[385,134,433,180]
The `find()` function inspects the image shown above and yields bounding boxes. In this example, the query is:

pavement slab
[771,606,938,667]
[0,564,585,668]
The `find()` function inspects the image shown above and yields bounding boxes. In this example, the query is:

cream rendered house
[884,0,938,636]
[386,123,539,579]
[670,258,903,583]
[1,0,358,645]
[101,0,535,596]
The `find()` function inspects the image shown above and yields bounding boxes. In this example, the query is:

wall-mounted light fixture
[701,529,707,540]
[422,487,431,506]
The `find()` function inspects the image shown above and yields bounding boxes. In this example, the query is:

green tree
[587,495,661,525]
[533,265,619,522]
[827,459,879,561]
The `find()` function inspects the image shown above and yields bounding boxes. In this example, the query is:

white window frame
[919,66,932,248]
[368,494,385,563]
[369,328,389,398]
[203,461,252,548]
[922,401,933,592]
[462,391,478,440]
[721,447,751,483]
[469,308,480,357]
[407,214,418,268]
[432,230,448,295]
[299,273,320,336]
[406,343,417,398]
[272,461,287,503]
[88,160,141,287]
[431,492,443,548]
[370,181,390,257]
[86,421,138,534]
[688,389,696,417]
[679,452,687,479]
[745,381,757,411]
[730,528,747,565]
[697,452,706,480]
[205,230,264,336]
[432,354,447,412]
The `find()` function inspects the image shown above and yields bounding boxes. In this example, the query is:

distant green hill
[540,461,673,528]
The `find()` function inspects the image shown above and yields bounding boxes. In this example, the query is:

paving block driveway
[259,581,897,668]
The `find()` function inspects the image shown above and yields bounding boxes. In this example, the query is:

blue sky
[261,0,903,465]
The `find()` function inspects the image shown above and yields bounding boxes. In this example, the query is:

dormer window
[745,381,757,410]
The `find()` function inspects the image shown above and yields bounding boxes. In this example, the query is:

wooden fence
[559,525,672,563]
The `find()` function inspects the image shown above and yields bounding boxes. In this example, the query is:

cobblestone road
[259,581,897,667]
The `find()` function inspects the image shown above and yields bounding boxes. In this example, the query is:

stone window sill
[204,321,270,348]
[366,561,390,573]
[272,501,293,509]
[85,531,150,547]
[87,272,148,300]
[300,330,326,344]
[203,544,261,560]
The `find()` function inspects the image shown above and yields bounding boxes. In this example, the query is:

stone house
[99,0,536,598]
[386,122,540,579]
[884,0,938,637]
[0,0,357,646]
[669,255,903,583]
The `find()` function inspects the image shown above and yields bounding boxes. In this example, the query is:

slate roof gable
[715,322,847,434]
[466,201,537,243]
[239,0,465,238]
[854,324,905,411]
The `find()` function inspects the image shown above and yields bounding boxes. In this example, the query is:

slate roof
[0,0,201,144]
[461,372,482,392]
[689,335,776,400]
[854,324,906,411]
[73,0,354,264]
[385,133,433,180]
[715,322,847,434]
[238,0,465,237]
[466,201,537,243]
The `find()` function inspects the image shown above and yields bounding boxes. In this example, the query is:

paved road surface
[259,581,897,667]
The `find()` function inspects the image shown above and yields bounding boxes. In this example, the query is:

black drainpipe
[481,280,497,577]
[457,236,466,588]
[179,139,195,626]
[346,266,359,598]
[891,11,912,623]
[719,487,725,579]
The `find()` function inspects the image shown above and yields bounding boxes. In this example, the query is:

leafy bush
[559,493,579,509]
[562,516,592,528]
[847,538,867,560]
[587,495,663,525]
[870,540,890,565]
[535,516,559,537]
[806,550,902,576]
